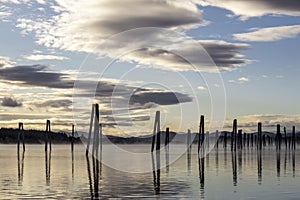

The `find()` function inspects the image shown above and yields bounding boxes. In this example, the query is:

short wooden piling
[276,124,282,150]
[187,129,191,149]
[232,119,237,151]
[292,126,296,150]
[284,127,287,149]
[71,124,74,153]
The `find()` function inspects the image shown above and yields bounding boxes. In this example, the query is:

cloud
[1,97,22,107]
[0,64,74,88]
[34,99,72,109]
[233,25,300,42]
[223,114,300,132]
[197,86,207,91]
[16,0,203,52]
[129,89,192,106]
[0,56,14,68]
[122,40,250,71]
[238,77,249,82]
[23,54,68,61]
[195,0,300,19]
[12,1,250,72]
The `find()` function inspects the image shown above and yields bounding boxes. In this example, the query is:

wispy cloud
[195,0,300,19]
[238,77,249,82]
[23,54,68,61]
[234,25,300,42]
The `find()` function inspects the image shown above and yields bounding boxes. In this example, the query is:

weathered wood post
[71,124,74,153]
[151,111,161,152]
[215,130,219,149]
[18,122,25,152]
[232,119,237,151]
[258,122,262,150]
[86,104,95,155]
[187,129,191,149]
[45,120,51,152]
[276,124,282,150]
[92,104,100,157]
[292,126,296,150]
[224,131,227,148]
[165,127,170,147]
[238,129,242,150]
[284,127,287,149]
[198,115,204,153]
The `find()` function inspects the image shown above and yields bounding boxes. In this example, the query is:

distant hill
[0,128,80,144]
[1,128,299,144]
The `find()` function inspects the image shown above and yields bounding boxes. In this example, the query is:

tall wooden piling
[86,104,95,155]
[151,111,161,152]
[198,115,205,153]
[258,123,262,150]
[92,104,100,157]
[45,120,51,152]
[18,122,25,152]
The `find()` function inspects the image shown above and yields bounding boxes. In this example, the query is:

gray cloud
[127,40,250,71]
[0,65,74,88]
[1,97,22,107]
[34,99,72,109]
[195,0,300,19]
[130,89,192,106]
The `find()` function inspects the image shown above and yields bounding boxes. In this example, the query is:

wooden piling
[86,104,95,155]
[292,126,296,150]
[232,119,237,151]
[71,124,74,153]
[187,129,191,149]
[45,120,51,152]
[258,122,262,150]
[284,127,287,149]
[215,130,219,149]
[198,115,204,153]
[18,122,25,152]
[276,124,282,150]
[151,111,161,152]
[165,127,170,147]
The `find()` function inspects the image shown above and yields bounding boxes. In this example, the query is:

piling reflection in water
[257,149,262,184]
[17,150,25,185]
[45,150,51,185]
[276,149,281,178]
[86,155,102,199]
[231,150,237,186]
[198,147,205,199]
[151,152,160,194]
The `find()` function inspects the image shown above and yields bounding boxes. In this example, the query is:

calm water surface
[0,144,299,199]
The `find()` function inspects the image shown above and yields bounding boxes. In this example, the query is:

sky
[0,0,300,136]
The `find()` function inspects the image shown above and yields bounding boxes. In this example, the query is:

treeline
[0,128,81,144]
